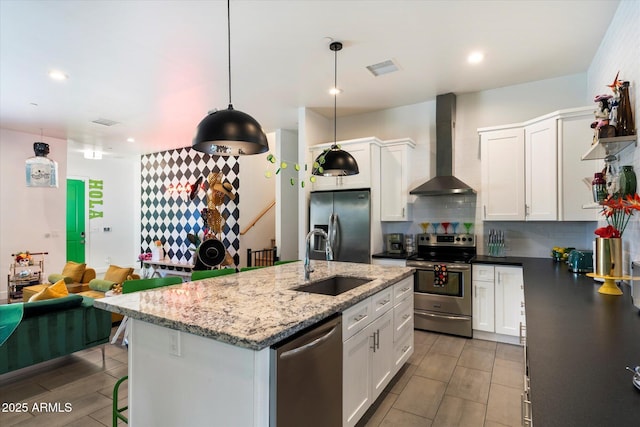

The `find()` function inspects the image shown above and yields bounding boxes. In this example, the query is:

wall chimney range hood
[410,93,476,196]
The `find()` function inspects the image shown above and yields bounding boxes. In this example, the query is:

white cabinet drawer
[342,297,373,341]
[393,296,413,341]
[393,276,413,303]
[393,329,413,369]
[371,288,393,318]
[473,264,494,282]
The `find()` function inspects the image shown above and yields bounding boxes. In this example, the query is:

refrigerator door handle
[330,213,338,254]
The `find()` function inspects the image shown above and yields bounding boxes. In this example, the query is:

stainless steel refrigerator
[309,189,371,263]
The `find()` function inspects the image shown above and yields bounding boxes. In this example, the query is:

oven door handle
[408,263,471,272]
[415,310,470,321]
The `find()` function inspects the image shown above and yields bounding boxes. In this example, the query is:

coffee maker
[385,233,405,254]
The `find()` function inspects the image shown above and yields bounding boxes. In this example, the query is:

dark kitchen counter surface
[471,255,525,266]
[372,251,411,259]
[512,257,640,426]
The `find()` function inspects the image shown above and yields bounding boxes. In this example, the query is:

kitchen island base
[128,319,271,427]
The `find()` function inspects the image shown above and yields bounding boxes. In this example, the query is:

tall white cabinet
[479,107,597,221]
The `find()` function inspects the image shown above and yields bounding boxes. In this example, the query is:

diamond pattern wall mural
[140,148,240,267]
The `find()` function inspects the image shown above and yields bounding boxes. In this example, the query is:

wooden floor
[0,328,523,427]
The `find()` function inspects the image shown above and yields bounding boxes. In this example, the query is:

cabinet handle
[521,301,525,308]
[402,313,411,320]
[376,330,380,350]
[354,314,367,322]
[401,287,410,292]
[484,205,487,219]
[402,207,405,218]
[379,299,390,306]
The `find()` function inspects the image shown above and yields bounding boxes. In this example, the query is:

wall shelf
[581,135,637,160]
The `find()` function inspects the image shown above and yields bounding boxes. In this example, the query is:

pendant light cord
[227,0,232,108]
[333,44,338,147]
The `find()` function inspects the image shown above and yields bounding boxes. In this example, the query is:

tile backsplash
[380,194,597,258]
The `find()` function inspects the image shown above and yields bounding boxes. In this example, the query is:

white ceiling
[0,0,619,157]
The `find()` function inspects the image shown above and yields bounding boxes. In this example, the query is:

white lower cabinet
[370,310,394,400]
[343,321,373,427]
[495,266,525,336]
[342,276,414,427]
[472,279,495,333]
[472,264,524,343]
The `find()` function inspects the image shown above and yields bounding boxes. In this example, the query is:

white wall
[237,132,276,267]
[0,129,67,299]
[587,0,639,275]
[67,151,140,274]
[297,107,332,258]
[276,128,299,262]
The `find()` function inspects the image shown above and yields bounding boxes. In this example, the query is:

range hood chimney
[410,93,476,196]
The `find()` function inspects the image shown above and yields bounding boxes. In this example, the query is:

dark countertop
[475,257,640,426]
[372,251,411,259]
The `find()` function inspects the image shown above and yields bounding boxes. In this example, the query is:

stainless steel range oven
[407,233,476,338]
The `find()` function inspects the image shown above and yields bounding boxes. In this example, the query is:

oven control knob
[455,237,461,241]
[424,236,430,242]
[468,236,473,242]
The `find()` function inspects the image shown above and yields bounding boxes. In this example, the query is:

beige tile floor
[0,328,523,427]
[357,331,525,427]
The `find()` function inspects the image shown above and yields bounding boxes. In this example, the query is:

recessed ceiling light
[127,137,135,143]
[467,51,484,64]
[48,70,68,80]
[328,87,342,95]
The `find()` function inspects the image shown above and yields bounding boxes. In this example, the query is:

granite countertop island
[94,260,414,426]
[473,256,640,426]
[94,260,414,350]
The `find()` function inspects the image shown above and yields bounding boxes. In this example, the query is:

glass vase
[592,172,607,203]
[616,81,636,137]
[619,165,636,197]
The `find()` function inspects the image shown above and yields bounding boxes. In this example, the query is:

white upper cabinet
[480,127,525,220]
[525,117,558,220]
[380,139,415,221]
[479,107,598,221]
[309,137,381,191]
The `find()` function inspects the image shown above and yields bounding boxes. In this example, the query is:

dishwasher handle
[279,323,340,360]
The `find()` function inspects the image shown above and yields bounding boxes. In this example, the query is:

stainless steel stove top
[407,233,476,265]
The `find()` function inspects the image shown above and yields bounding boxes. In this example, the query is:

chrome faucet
[304,229,333,280]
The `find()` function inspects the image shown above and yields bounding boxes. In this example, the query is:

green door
[67,179,85,263]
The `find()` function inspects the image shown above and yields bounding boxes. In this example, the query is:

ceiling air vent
[91,118,119,126]
[366,59,399,77]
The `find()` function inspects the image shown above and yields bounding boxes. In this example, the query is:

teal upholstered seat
[0,303,23,346]
[0,295,111,374]
[191,268,236,281]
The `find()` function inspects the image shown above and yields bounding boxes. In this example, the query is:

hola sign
[89,179,104,219]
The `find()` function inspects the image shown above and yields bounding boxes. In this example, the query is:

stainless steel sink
[294,276,371,296]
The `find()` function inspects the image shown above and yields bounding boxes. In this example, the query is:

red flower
[595,225,620,238]
[596,193,640,237]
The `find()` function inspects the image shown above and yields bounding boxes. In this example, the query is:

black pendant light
[192,0,268,156]
[312,41,359,176]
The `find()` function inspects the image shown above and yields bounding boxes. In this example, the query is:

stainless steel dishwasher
[270,314,342,427]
